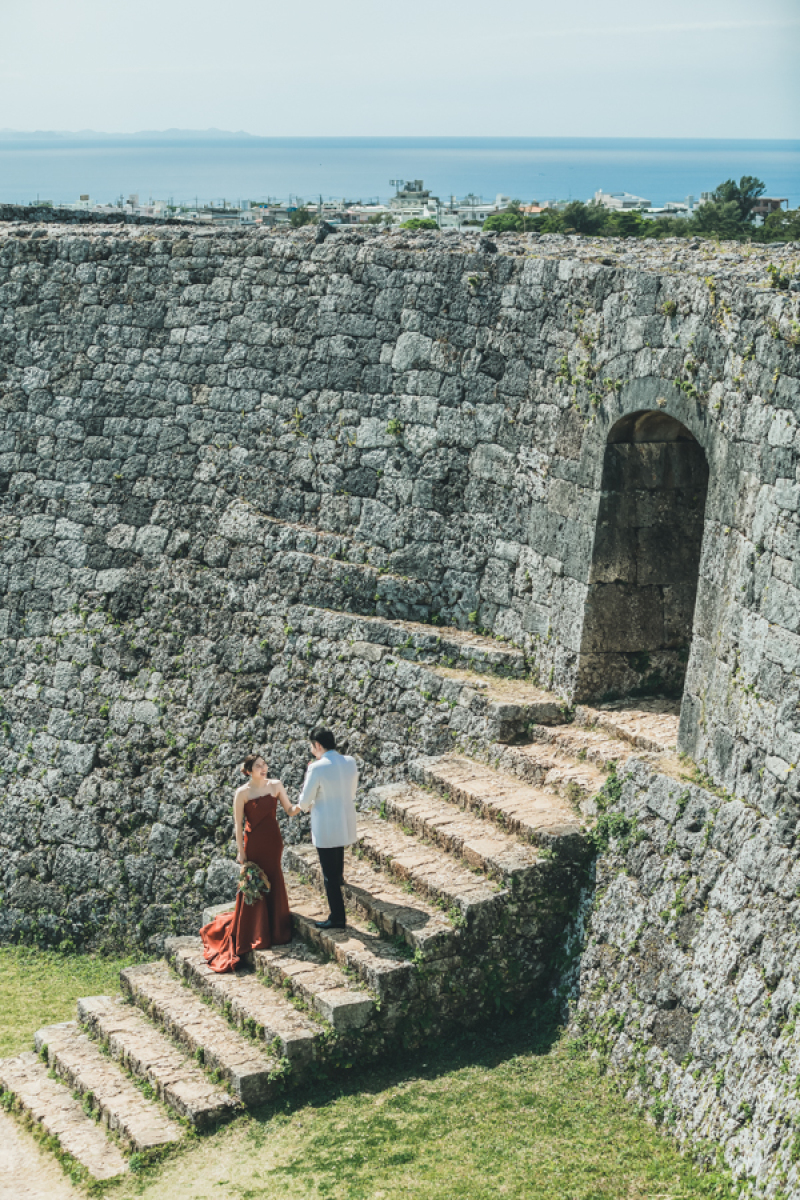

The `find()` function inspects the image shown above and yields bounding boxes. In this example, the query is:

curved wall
[0,223,798,944]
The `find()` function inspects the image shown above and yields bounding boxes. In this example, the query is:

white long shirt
[297,750,358,849]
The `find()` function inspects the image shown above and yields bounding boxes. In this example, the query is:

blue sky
[1,0,798,138]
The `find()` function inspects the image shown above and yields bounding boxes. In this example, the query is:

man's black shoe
[314,918,346,930]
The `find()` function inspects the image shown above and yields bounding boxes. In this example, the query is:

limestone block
[391,332,433,374]
[96,568,127,592]
[132,699,160,726]
[40,802,99,848]
[206,856,239,903]
[148,823,177,859]
[134,525,169,557]
[762,577,800,633]
[20,514,55,539]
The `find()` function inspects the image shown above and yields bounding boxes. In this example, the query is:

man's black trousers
[316,845,346,926]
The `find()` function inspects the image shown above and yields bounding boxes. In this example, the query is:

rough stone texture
[569,758,800,1200]
[253,940,376,1031]
[1,225,798,949]
[0,205,191,227]
[165,936,323,1065]
[120,961,282,1105]
[34,1020,183,1151]
[410,752,587,849]
[371,779,548,879]
[5,220,799,1189]
[77,994,239,1128]
[0,1051,128,1179]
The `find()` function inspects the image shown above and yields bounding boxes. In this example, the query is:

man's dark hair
[310,727,337,751]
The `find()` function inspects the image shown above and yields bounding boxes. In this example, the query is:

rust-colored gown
[200,792,292,973]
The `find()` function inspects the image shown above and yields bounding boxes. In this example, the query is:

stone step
[355,811,507,929]
[251,600,527,680]
[261,544,435,623]
[164,936,323,1067]
[529,722,635,770]
[203,883,420,1010]
[371,780,546,885]
[488,741,608,804]
[419,664,565,742]
[358,614,526,677]
[77,995,238,1129]
[220,500,383,570]
[284,842,458,959]
[120,963,281,1106]
[409,754,587,853]
[0,1052,128,1181]
[34,1021,182,1152]
[217,503,531,663]
[574,699,680,755]
[219,499,432,620]
[253,940,376,1033]
[285,877,417,1005]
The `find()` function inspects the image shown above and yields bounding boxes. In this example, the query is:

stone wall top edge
[0,221,797,291]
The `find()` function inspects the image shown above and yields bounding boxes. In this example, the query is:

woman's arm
[233,790,247,866]
[276,781,302,817]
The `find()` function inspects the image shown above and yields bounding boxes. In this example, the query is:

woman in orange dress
[200,753,299,973]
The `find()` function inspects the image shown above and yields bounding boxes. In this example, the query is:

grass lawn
[0,948,742,1199]
[0,945,145,1058]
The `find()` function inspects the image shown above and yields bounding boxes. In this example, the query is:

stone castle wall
[569,758,800,1197]
[0,222,798,948]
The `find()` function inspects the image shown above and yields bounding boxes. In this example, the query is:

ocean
[0,133,798,210]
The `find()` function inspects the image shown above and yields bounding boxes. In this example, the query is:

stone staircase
[0,630,678,1180]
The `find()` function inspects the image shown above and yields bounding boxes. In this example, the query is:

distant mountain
[0,128,260,141]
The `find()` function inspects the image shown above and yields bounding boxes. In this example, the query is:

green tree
[758,206,800,242]
[290,207,316,228]
[482,211,524,233]
[687,176,766,240]
[561,200,608,236]
[400,218,438,231]
[647,215,692,239]
[712,175,765,222]
[537,209,567,233]
[690,199,746,239]
[606,210,647,238]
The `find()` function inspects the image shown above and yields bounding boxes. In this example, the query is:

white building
[642,196,699,221]
[388,180,441,222]
[593,189,651,211]
[438,193,511,228]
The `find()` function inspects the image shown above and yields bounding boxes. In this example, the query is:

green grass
[0,946,144,1057]
[0,950,742,1199]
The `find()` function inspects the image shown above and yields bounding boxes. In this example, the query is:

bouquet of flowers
[238,861,271,905]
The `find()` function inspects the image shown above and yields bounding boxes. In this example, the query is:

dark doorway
[576,410,709,702]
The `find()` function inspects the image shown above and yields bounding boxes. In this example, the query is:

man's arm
[297,762,320,812]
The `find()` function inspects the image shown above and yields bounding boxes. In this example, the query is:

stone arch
[575,403,710,702]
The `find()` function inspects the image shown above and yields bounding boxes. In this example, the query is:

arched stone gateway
[575,409,710,703]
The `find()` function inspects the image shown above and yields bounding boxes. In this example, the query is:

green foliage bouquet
[238,861,271,905]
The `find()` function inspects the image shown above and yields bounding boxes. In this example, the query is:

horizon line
[1,129,799,143]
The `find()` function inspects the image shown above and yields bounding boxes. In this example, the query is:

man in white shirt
[296,727,358,930]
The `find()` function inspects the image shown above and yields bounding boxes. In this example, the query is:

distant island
[0,128,260,141]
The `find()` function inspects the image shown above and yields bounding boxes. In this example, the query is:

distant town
[21,179,791,230]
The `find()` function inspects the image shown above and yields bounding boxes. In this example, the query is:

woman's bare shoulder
[268,777,285,792]
[233,784,250,802]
